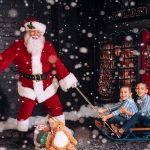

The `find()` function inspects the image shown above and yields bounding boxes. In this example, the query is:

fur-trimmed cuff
[59,73,78,92]
[17,118,29,132]
[50,114,65,124]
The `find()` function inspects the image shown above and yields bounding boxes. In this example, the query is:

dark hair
[120,86,132,93]
[136,82,148,89]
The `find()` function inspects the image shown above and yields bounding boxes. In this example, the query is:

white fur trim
[18,78,59,103]
[34,77,59,103]
[32,54,42,74]
[17,118,29,132]
[59,73,78,92]
[30,49,59,103]
[24,21,46,33]
[18,48,59,102]
[53,131,69,147]
[52,114,65,124]
[18,81,36,100]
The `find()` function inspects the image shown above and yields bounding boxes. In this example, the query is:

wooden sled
[105,127,150,141]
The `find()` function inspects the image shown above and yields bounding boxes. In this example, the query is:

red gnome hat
[20,17,46,33]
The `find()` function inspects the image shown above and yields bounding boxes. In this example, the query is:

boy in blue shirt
[95,86,138,137]
[118,82,150,135]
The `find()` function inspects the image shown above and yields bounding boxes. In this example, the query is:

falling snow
[8,9,18,18]
[79,47,88,53]
[0,0,149,149]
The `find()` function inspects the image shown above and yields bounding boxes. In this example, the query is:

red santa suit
[0,38,77,132]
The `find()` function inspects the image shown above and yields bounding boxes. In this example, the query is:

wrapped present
[34,124,50,149]
[37,130,48,146]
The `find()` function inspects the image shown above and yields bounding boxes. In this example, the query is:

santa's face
[28,30,43,39]
[24,30,45,55]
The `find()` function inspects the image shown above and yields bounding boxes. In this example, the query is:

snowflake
[8,9,18,18]
[62,48,68,53]
[125,35,133,41]
[8,88,12,92]
[101,138,107,143]
[47,5,51,9]
[65,5,70,10]
[46,0,55,5]
[79,47,88,53]
[70,55,75,59]
[133,50,140,56]
[74,63,82,69]
[139,69,145,75]
[79,117,85,124]
[66,101,71,107]
[71,92,76,97]
[132,28,139,33]
[70,2,77,7]
[0,55,2,60]
[100,11,105,15]
[130,1,135,6]
[14,30,21,36]
[48,55,57,64]
[124,1,129,7]
[0,147,7,150]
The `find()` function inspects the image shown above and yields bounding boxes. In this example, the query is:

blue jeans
[122,112,150,132]
[107,116,128,126]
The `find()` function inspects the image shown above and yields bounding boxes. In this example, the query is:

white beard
[24,32,45,56]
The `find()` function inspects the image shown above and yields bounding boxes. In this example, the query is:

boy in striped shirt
[96,86,138,137]
[118,82,150,135]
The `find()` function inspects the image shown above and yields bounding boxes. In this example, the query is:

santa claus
[0,18,78,143]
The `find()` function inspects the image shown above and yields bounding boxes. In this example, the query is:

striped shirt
[137,94,150,117]
[107,97,138,119]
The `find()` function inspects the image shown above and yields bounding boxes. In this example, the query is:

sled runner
[103,127,150,141]
[95,120,150,140]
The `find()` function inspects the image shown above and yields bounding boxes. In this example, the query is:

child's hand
[119,107,132,116]
[102,114,113,122]
[119,107,124,113]
[102,116,108,122]
[119,107,127,114]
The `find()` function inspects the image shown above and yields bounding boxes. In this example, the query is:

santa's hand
[71,82,78,88]
[59,73,78,92]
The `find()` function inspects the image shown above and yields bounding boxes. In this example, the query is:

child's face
[135,83,148,97]
[120,87,132,100]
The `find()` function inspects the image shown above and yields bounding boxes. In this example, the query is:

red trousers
[17,93,63,121]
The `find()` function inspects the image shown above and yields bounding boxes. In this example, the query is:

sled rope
[75,87,118,136]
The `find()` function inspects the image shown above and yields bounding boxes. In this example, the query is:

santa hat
[20,18,46,33]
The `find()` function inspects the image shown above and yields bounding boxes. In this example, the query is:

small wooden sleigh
[104,127,150,141]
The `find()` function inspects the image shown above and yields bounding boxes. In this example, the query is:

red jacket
[0,38,77,103]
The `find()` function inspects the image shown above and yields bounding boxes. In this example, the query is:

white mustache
[31,36,39,39]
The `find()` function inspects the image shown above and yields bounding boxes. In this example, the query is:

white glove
[71,82,78,88]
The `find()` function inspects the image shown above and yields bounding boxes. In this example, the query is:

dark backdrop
[1,0,149,119]
[0,0,105,119]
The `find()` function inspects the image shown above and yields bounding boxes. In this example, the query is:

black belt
[20,72,50,81]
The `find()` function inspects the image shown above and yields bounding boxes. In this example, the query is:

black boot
[10,131,33,148]
[15,131,28,145]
